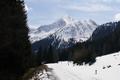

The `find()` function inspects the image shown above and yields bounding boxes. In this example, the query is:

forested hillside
[73,21,120,65]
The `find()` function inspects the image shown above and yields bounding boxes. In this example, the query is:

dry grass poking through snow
[22,65,49,80]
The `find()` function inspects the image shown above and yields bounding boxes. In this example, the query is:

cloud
[28,24,39,29]
[26,0,61,3]
[81,0,120,3]
[114,13,120,21]
[25,4,32,12]
[60,3,113,12]
[102,0,120,3]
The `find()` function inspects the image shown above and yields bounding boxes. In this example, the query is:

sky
[25,0,120,28]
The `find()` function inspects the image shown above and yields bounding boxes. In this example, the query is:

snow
[30,51,120,80]
[45,51,120,80]
[53,20,97,42]
[29,16,97,43]
[62,16,75,25]
[29,29,57,43]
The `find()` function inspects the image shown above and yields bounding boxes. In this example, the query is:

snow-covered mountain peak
[61,16,75,25]
[29,17,97,44]
[51,19,97,43]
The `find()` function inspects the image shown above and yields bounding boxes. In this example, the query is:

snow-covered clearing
[31,51,120,80]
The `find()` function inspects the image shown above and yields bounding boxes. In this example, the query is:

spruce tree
[0,0,32,80]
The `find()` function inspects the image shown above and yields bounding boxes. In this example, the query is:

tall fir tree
[0,0,32,80]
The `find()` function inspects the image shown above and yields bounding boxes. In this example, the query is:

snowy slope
[29,16,97,43]
[47,51,120,80]
[30,51,120,80]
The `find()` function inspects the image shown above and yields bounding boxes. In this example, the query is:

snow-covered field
[31,51,120,80]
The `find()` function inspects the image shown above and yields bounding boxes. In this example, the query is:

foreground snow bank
[47,51,120,80]
[30,51,120,80]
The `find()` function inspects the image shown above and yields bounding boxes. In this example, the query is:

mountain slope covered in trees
[72,21,120,64]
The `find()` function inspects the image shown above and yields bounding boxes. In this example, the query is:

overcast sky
[25,0,120,28]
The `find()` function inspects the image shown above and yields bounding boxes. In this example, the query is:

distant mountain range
[29,16,120,64]
[29,16,97,50]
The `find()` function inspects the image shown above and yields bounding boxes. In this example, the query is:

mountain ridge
[29,16,97,44]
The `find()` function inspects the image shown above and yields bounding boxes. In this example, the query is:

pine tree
[0,0,32,80]
[47,45,54,63]
[37,46,43,65]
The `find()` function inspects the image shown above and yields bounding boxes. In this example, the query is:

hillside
[30,51,120,80]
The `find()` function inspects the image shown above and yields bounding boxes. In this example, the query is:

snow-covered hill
[30,51,120,80]
[29,16,97,43]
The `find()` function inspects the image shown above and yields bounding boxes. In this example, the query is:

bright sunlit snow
[30,51,120,80]
[46,51,120,80]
